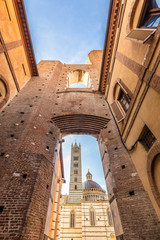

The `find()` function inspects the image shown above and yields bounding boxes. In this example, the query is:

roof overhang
[13,0,39,76]
[99,0,122,94]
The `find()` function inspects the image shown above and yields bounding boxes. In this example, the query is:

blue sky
[23,0,109,194]
[62,135,107,194]
[24,0,109,64]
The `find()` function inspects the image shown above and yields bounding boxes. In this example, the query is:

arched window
[141,0,160,28]
[107,208,113,226]
[68,70,91,88]
[75,185,77,190]
[0,75,10,110]
[90,208,95,226]
[111,79,132,122]
[70,211,75,228]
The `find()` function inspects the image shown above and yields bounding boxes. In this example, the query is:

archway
[68,69,91,88]
[0,58,160,240]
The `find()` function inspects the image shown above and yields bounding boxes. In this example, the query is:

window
[74,163,78,167]
[70,211,75,228]
[107,209,113,226]
[90,208,95,226]
[74,157,78,161]
[141,0,160,28]
[118,89,130,113]
[74,170,78,174]
[74,178,77,182]
[139,125,156,151]
[126,0,159,43]
[75,185,77,190]
[111,79,132,122]
[68,70,91,88]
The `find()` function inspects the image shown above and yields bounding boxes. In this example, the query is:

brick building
[0,0,160,240]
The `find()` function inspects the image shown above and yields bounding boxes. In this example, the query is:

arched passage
[0,59,160,240]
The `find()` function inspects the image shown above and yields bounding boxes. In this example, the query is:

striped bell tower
[68,142,82,203]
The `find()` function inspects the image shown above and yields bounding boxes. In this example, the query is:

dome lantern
[86,169,92,180]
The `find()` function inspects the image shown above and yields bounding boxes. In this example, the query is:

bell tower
[68,142,82,203]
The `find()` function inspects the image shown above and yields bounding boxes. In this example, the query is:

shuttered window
[111,101,125,122]
[126,28,156,43]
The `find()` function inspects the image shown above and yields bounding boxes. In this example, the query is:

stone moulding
[99,0,122,94]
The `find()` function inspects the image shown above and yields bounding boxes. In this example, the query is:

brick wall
[0,51,160,239]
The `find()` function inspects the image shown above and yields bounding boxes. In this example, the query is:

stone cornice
[99,0,122,93]
[13,0,38,76]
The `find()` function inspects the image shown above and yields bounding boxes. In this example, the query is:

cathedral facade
[60,143,116,240]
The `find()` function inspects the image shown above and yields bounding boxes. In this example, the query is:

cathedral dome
[82,171,106,201]
[83,180,102,190]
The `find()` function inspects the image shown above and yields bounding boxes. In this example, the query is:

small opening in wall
[121,165,125,169]
[46,146,49,150]
[49,131,53,135]
[55,149,57,152]
[21,120,24,123]
[2,111,5,113]
[1,153,5,156]
[50,120,53,123]
[46,185,49,189]
[10,134,14,137]
[39,89,41,91]
[114,147,118,150]
[129,191,135,196]
[0,206,4,213]
[30,105,33,107]
[108,130,111,133]
[20,112,24,114]
[22,174,27,179]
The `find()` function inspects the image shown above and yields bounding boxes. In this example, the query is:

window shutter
[111,101,125,122]
[126,28,156,44]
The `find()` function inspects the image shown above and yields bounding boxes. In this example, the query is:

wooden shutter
[126,28,156,44]
[111,101,125,122]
